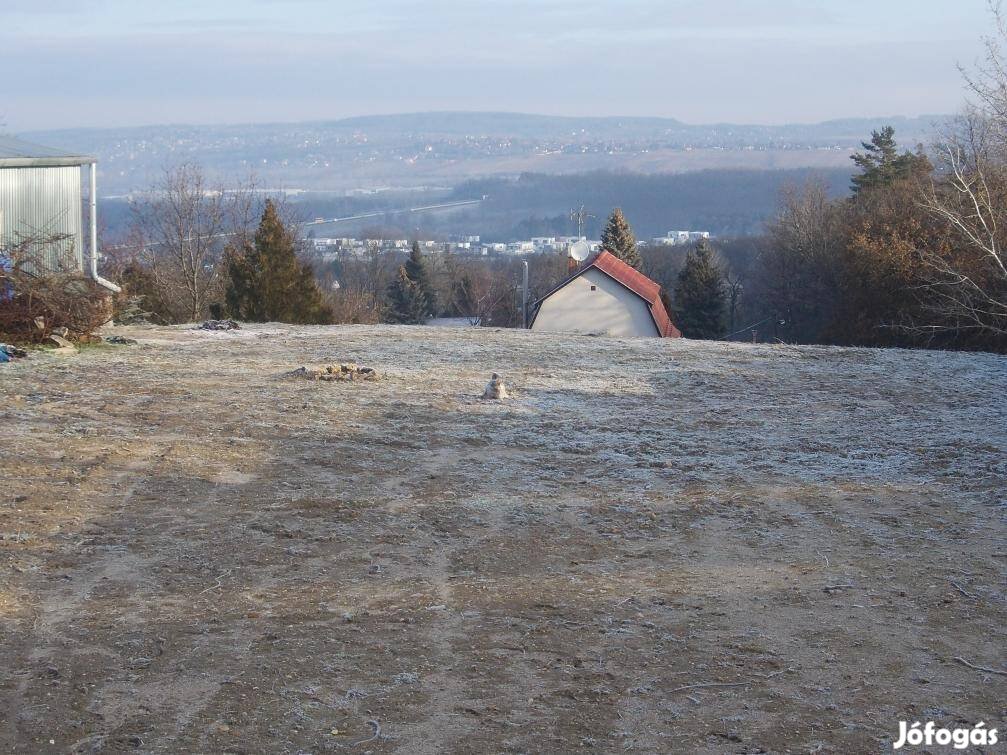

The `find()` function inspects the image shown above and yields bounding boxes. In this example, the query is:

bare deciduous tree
[919,1,1007,337]
[758,182,846,342]
[448,263,513,325]
[130,164,235,322]
[0,233,111,341]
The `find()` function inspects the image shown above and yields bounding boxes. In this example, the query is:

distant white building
[650,230,711,247]
[507,241,535,255]
[311,238,341,249]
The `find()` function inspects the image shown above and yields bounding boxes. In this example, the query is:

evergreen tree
[225,200,332,324]
[600,208,642,270]
[386,265,427,324]
[404,240,437,317]
[850,126,930,194]
[674,240,727,339]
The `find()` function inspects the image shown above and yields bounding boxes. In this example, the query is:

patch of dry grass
[1,323,1004,753]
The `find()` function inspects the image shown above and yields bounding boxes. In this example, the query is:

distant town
[24,112,945,195]
[307,230,711,259]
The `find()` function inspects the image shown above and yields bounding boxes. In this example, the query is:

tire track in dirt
[2,445,161,752]
[388,539,477,754]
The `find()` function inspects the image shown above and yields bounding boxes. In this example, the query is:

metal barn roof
[0,136,94,168]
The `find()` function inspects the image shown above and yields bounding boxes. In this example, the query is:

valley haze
[25,111,948,196]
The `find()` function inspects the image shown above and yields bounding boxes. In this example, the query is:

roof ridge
[591,250,661,304]
[0,135,93,166]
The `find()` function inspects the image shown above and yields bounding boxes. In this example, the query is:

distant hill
[20,111,949,195]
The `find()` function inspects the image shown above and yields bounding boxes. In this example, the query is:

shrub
[0,236,112,343]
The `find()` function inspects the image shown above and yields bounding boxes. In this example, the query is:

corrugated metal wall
[0,165,84,274]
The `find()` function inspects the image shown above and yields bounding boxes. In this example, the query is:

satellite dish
[568,240,591,262]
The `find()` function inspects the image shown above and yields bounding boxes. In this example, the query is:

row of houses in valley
[310,235,602,259]
[312,233,712,259]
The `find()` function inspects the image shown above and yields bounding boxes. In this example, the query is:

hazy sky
[1,0,993,131]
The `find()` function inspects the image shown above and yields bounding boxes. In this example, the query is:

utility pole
[521,260,530,328]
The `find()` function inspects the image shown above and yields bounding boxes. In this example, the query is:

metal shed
[0,136,118,291]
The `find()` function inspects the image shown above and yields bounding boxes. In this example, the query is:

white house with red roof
[529,250,681,338]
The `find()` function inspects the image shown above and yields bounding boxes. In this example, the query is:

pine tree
[386,265,427,324]
[225,200,332,324]
[674,240,727,339]
[850,126,930,194]
[404,240,437,318]
[600,208,642,270]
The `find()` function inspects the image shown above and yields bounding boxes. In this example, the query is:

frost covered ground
[1,323,1005,753]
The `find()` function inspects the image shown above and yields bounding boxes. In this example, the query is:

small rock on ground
[482,373,509,399]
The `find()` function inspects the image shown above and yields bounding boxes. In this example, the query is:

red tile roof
[531,250,681,338]
[592,251,662,305]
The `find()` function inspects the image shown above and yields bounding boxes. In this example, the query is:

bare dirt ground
[1,324,1004,754]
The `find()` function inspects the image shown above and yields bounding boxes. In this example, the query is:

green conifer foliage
[404,241,437,318]
[673,239,727,339]
[225,200,332,324]
[386,265,427,324]
[600,208,643,270]
[850,126,931,194]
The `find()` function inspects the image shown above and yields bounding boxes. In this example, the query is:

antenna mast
[569,205,595,238]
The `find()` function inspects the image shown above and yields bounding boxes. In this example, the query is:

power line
[720,315,783,341]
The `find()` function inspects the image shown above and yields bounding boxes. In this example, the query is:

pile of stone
[288,363,380,382]
[197,319,241,331]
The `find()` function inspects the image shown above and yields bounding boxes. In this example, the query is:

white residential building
[649,231,711,246]
[530,251,680,338]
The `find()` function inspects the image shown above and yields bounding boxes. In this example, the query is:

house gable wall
[531,267,659,338]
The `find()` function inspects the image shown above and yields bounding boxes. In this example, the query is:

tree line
[98,180,570,330]
[8,9,1000,352]
[443,167,851,241]
[616,18,1007,352]
[643,112,1004,351]
[94,106,1005,354]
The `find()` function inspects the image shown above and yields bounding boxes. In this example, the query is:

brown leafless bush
[324,287,383,324]
[0,235,111,343]
[443,260,519,326]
